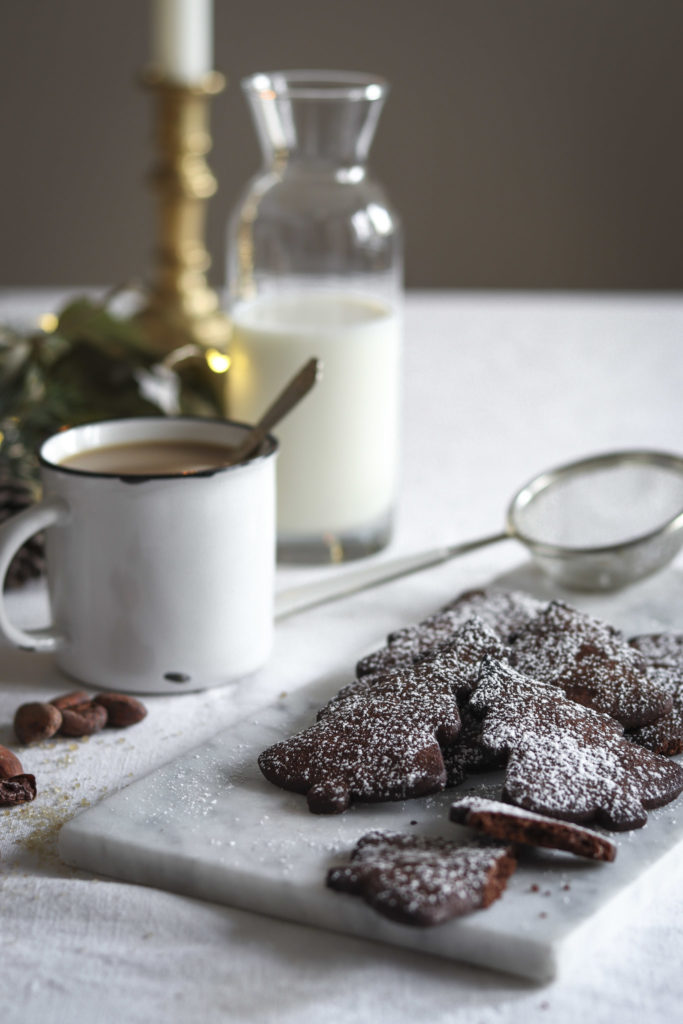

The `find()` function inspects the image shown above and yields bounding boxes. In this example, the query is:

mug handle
[0,496,68,652]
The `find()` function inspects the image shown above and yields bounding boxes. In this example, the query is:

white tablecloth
[1,289,682,1023]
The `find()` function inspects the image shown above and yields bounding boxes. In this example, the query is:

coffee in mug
[59,439,236,476]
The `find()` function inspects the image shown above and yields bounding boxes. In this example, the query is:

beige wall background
[0,0,681,289]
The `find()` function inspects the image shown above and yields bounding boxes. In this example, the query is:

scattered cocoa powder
[3,691,147,816]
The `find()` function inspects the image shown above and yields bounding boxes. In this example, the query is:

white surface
[228,293,400,536]
[1,290,682,1022]
[57,572,683,980]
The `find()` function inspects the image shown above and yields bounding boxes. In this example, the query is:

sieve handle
[274,531,509,619]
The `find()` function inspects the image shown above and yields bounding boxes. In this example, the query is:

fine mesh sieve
[276,450,683,618]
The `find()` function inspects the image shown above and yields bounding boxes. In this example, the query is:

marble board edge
[58,810,558,983]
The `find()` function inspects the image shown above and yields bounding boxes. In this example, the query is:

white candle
[151,0,213,83]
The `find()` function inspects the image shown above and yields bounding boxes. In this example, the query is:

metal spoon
[224,358,320,466]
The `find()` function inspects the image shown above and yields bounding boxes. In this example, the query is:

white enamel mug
[0,417,278,694]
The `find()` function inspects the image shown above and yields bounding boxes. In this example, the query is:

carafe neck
[242,70,388,170]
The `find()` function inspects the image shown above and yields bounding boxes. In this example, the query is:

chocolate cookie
[323,622,508,790]
[441,588,548,640]
[449,796,617,861]
[327,830,517,926]
[354,609,474,679]
[628,634,683,756]
[258,679,461,814]
[345,617,506,704]
[469,656,683,831]
[356,590,543,679]
[510,601,672,729]
[441,700,507,786]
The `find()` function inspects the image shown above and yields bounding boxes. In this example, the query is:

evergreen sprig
[0,295,224,491]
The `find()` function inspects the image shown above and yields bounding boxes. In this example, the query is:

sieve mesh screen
[513,461,683,549]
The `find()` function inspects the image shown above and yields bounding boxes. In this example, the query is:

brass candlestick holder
[138,70,231,359]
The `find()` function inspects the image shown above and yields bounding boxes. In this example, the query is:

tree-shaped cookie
[327,830,517,926]
[356,589,544,678]
[346,617,506,703]
[510,601,672,729]
[258,675,461,814]
[628,634,683,756]
[469,656,683,831]
[320,620,508,791]
[441,588,547,639]
[355,607,483,678]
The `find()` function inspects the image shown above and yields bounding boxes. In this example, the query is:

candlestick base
[138,70,231,359]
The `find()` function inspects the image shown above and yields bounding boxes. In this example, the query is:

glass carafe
[226,70,402,563]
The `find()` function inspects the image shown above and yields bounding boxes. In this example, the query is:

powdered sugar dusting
[260,591,683,826]
[630,632,683,669]
[470,657,683,831]
[327,830,516,926]
[441,700,507,785]
[449,795,617,861]
[441,589,548,639]
[451,795,575,824]
[258,684,461,814]
[344,617,506,703]
[356,589,544,678]
[510,601,672,729]
[629,633,683,756]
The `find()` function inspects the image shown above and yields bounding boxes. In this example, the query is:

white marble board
[58,573,683,982]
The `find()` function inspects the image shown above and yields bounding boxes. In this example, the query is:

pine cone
[0,475,45,589]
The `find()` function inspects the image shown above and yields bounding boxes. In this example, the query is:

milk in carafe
[227,70,402,560]
[228,291,401,543]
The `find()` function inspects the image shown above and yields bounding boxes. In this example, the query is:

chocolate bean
[59,701,108,737]
[50,690,90,711]
[14,702,62,745]
[93,693,147,728]
[0,745,24,779]
[0,773,36,805]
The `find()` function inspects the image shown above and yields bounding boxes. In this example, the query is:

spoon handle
[226,358,321,466]
[274,531,509,619]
